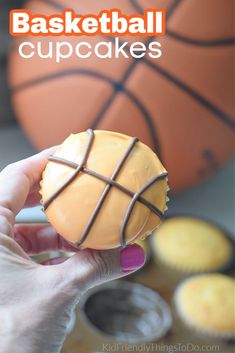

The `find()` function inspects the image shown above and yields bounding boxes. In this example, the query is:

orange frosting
[40,130,168,249]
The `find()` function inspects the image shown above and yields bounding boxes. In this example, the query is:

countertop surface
[0,124,234,237]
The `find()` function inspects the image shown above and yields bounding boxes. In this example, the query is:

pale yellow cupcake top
[152,217,233,272]
[175,274,235,337]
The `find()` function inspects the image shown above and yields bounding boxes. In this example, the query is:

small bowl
[79,280,172,344]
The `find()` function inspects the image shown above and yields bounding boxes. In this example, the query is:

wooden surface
[62,251,235,353]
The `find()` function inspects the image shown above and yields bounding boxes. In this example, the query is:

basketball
[9,0,235,191]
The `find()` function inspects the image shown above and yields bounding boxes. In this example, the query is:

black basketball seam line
[145,59,235,130]
[88,27,235,131]
[92,81,162,155]
[30,0,176,156]
[166,30,235,47]
[101,0,183,84]
[11,0,181,157]
[12,51,235,133]
[129,0,143,14]
[33,0,183,94]
[78,0,234,131]
[11,68,162,153]
[11,69,114,92]
[130,0,183,19]
[125,89,162,155]
[91,0,183,152]
[130,0,235,47]
[29,0,181,155]
[92,0,183,156]
[11,1,234,168]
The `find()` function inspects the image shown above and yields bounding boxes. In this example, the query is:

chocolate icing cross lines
[43,129,168,247]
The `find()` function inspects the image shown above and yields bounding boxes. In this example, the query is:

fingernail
[120,245,145,273]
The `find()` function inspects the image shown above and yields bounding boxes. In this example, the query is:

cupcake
[152,216,234,274]
[40,129,169,250]
[174,273,235,339]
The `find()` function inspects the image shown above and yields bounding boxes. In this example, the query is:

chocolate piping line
[43,128,95,210]
[120,173,167,247]
[43,130,168,246]
[76,137,139,246]
[47,156,165,217]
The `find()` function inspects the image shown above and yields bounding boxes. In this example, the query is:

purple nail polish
[120,245,145,272]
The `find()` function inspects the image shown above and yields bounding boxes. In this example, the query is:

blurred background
[0,1,234,353]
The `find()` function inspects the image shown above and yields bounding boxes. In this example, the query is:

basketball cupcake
[40,129,169,250]
[152,216,234,275]
[174,274,235,339]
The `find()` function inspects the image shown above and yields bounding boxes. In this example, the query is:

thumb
[50,244,145,297]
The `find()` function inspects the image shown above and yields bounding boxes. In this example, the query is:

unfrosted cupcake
[152,216,234,273]
[174,274,235,339]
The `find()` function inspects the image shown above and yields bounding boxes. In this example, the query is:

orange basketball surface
[9,0,235,191]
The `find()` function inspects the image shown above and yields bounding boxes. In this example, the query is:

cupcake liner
[128,179,169,268]
[133,177,170,238]
[150,243,191,286]
[152,240,235,274]
[174,275,235,340]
